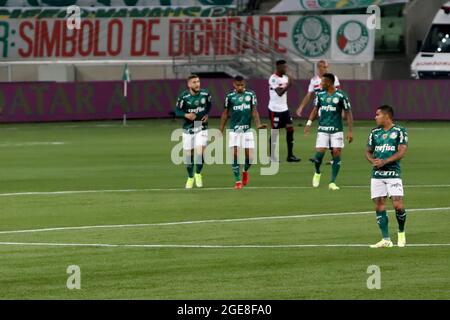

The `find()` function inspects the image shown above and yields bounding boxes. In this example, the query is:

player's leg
[328,132,345,190]
[310,145,332,165]
[269,111,279,162]
[326,146,334,165]
[229,132,242,189]
[387,179,407,247]
[193,130,208,187]
[242,132,255,186]
[284,111,300,162]
[182,133,195,189]
[329,148,342,190]
[311,132,329,187]
[370,179,393,248]
[232,146,242,189]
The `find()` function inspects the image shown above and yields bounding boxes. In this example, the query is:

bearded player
[175,74,211,189]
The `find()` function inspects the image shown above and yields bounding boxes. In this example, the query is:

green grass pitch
[0,119,449,299]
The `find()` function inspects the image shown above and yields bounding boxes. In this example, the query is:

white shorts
[371,178,404,199]
[316,131,344,149]
[229,131,255,149]
[183,130,208,150]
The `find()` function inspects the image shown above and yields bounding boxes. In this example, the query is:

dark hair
[187,74,199,81]
[322,73,335,84]
[234,75,245,82]
[276,60,287,66]
[377,105,394,118]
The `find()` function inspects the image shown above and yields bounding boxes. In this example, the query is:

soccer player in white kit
[268,60,301,163]
[296,60,341,117]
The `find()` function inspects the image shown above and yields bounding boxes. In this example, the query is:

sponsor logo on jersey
[382,134,388,139]
[321,105,337,112]
[233,104,251,111]
[318,126,337,132]
[187,107,206,113]
[292,16,331,57]
[374,144,396,152]
[374,170,398,177]
[239,97,244,102]
[234,125,250,131]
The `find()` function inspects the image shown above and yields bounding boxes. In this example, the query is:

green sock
[185,154,194,178]
[232,158,240,182]
[331,156,341,183]
[244,156,251,172]
[314,152,325,174]
[376,210,390,240]
[396,208,406,232]
[195,154,203,174]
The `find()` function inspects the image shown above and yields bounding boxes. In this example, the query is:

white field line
[1,184,450,197]
[0,242,449,249]
[0,207,448,236]
[0,142,65,147]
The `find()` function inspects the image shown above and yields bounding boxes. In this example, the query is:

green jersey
[175,89,212,134]
[224,90,257,132]
[367,125,408,179]
[315,89,351,133]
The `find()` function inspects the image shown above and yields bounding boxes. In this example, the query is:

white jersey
[268,74,289,112]
[308,75,341,93]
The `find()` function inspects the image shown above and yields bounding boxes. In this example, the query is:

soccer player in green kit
[219,76,266,189]
[366,105,408,248]
[175,74,211,189]
[304,73,353,191]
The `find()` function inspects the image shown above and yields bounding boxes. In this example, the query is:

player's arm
[296,79,314,117]
[219,109,229,135]
[372,145,408,169]
[304,93,319,135]
[304,106,318,136]
[252,107,266,129]
[175,97,195,121]
[296,92,313,117]
[274,75,292,97]
[342,94,353,143]
[366,131,376,165]
[365,146,376,166]
[275,86,289,97]
[250,93,266,129]
[219,96,230,134]
[201,93,212,123]
[345,110,353,143]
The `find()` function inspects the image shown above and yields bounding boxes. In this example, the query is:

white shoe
[185,177,194,189]
[370,239,394,248]
[328,182,340,191]
[194,173,203,188]
[398,232,406,247]
[312,173,321,188]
